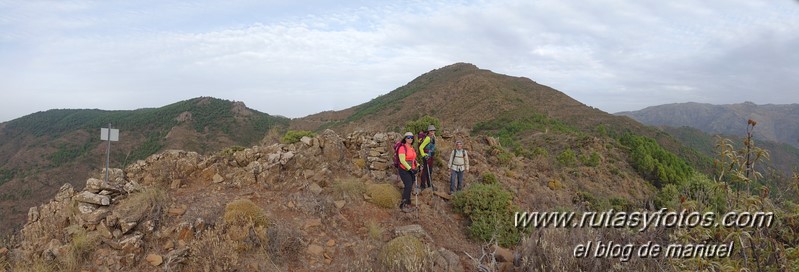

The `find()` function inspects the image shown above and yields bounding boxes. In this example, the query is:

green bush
[481,172,498,184]
[452,183,526,247]
[557,148,577,167]
[532,147,549,157]
[497,151,513,166]
[379,235,429,271]
[404,115,441,134]
[219,145,246,157]
[281,130,316,144]
[619,134,694,187]
[579,151,601,167]
[367,184,401,209]
[608,197,634,212]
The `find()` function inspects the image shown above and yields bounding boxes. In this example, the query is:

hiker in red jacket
[396,132,418,212]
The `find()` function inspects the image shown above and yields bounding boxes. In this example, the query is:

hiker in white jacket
[448,141,470,194]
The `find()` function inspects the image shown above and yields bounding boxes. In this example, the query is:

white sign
[100,128,119,141]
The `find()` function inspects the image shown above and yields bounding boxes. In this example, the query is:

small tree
[403,115,441,134]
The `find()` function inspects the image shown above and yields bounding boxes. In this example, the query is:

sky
[1,0,798,122]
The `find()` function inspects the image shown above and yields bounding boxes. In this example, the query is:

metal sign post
[100,124,119,182]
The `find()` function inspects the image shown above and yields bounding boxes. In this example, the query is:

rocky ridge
[4,127,653,271]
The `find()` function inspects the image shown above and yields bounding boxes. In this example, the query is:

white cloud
[0,0,798,122]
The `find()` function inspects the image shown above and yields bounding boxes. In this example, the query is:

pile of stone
[344,131,401,180]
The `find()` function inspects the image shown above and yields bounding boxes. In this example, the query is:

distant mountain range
[617,102,799,148]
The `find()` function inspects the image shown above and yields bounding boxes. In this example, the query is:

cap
[404,132,414,137]
[427,125,436,131]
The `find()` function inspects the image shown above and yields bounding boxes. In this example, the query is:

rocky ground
[1,128,653,271]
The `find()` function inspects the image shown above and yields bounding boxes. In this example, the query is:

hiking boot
[401,205,417,213]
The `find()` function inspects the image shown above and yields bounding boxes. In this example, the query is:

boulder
[304,218,322,229]
[74,191,111,206]
[439,248,463,272]
[279,151,295,165]
[319,129,347,162]
[168,205,187,217]
[300,136,313,146]
[334,200,346,209]
[55,183,75,202]
[146,254,163,266]
[170,179,182,189]
[212,173,224,184]
[78,202,99,214]
[308,183,323,195]
[27,207,39,222]
[80,207,111,225]
[97,221,113,239]
[86,178,124,194]
[394,224,431,240]
[306,244,324,257]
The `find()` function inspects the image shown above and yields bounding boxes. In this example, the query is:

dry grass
[266,222,303,265]
[332,178,367,201]
[353,158,366,169]
[366,184,401,209]
[0,254,8,272]
[517,227,665,271]
[58,224,100,271]
[366,219,384,241]
[293,192,336,219]
[379,235,434,272]
[223,198,268,227]
[189,226,240,272]
[115,186,167,222]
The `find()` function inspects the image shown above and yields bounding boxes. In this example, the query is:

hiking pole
[415,164,421,194]
[427,156,435,191]
[413,169,418,212]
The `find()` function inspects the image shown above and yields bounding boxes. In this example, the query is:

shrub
[281,130,316,144]
[532,147,549,157]
[115,186,167,222]
[366,219,384,241]
[353,158,366,169]
[224,198,268,227]
[579,151,601,167]
[267,222,303,265]
[497,151,513,166]
[61,224,100,271]
[608,197,634,212]
[379,235,430,272]
[557,149,577,167]
[219,145,246,157]
[404,115,441,135]
[452,183,526,247]
[189,226,240,271]
[367,184,401,209]
[332,178,367,201]
[619,133,694,187]
[548,179,564,190]
[481,172,498,185]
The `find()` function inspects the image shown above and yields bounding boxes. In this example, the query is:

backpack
[420,134,435,155]
[451,149,463,163]
[392,141,406,169]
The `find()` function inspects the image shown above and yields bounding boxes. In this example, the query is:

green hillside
[0,97,288,233]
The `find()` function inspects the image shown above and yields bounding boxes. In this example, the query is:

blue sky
[1,0,797,122]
